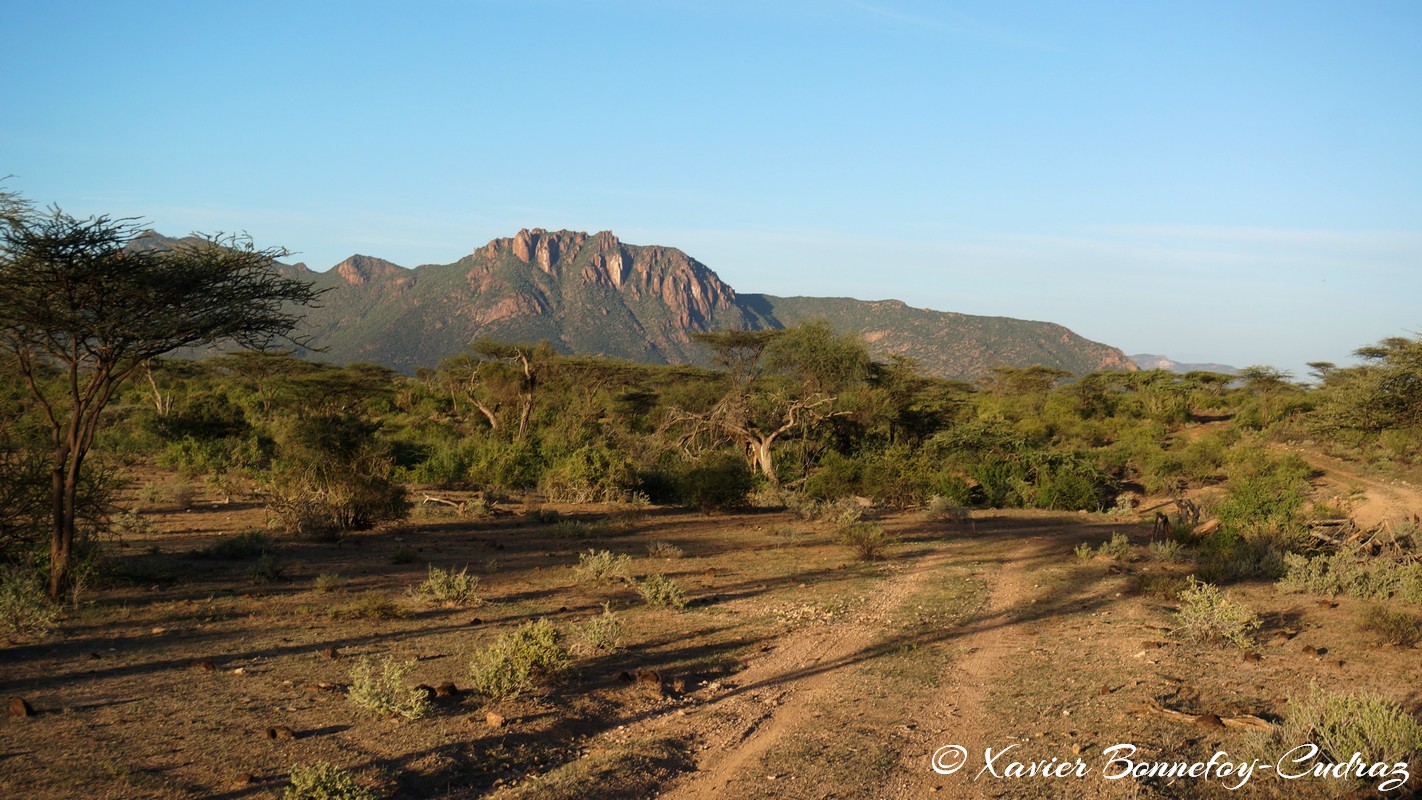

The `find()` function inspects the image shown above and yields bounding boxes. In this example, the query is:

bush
[347,656,431,720]
[1280,549,1422,605]
[1096,532,1133,560]
[634,573,687,610]
[1173,578,1261,648]
[571,604,624,656]
[262,414,410,539]
[247,552,287,583]
[1357,604,1421,647]
[645,541,683,559]
[922,495,971,524]
[328,592,406,621]
[1253,687,1422,789]
[313,572,344,593]
[284,761,378,800]
[469,619,569,698]
[1216,448,1310,535]
[539,444,638,503]
[199,530,271,560]
[678,455,753,513]
[574,549,632,584]
[414,565,481,607]
[0,565,58,640]
[838,521,891,561]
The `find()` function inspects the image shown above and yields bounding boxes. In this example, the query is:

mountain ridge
[147,228,1139,380]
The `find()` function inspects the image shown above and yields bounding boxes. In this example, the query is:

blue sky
[5,0,1420,376]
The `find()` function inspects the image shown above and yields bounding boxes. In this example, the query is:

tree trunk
[750,437,778,485]
[47,448,73,600]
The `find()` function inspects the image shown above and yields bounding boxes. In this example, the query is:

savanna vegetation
[4,191,1421,798]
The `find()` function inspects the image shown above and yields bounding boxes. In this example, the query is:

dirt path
[1290,446,1422,528]
[655,545,960,799]
[883,531,1045,800]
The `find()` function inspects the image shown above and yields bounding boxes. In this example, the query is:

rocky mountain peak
[332,254,406,285]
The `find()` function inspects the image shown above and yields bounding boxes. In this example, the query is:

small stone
[1193,713,1225,729]
[485,711,505,728]
[469,617,484,626]
[1301,644,1319,657]
[1242,651,1261,663]
[8,697,35,718]
[151,627,166,635]
[414,684,437,702]
[617,671,634,682]
[189,659,215,672]
[322,646,339,660]
[233,773,254,788]
[435,682,459,698]
[264,726,295,741]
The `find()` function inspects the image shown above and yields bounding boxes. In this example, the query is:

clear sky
[5,0,1420,377]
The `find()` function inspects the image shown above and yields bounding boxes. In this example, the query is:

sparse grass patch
[0,565,58,640]
[328,591,406,621]
[634,573,687,610]
[1357,603,1421,647]
[838,521,892,561]
[1173,577,1262,648]
[469,619,569,698]
[390,546,417,565]
[922,495,971,524]
[283,761,378,800]
[414,565,481,607]
[347,656,431,720]
[574,549,631,584]
[313,572,344,593]
[1097,532,1133,560]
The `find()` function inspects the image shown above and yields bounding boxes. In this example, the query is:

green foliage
[414,565,481,607]
[572,604,624,655]
[1173,578,1262,648]
[1216,448,1311,534]
[634,573,687,609]
[262,413,409,539]
[0,564,58,640]
[247,552,287,583]
[1095,532,1133,560]
[347,656,431,720]
[313,572,344,593]
[575,549,632,584]
[539,443,638,503]
[283,762,378,800]
[469,619,569,698]
[645,541,684,559]
[1357,604,1421,647]
[838,521,892,561]
[678,454,753,512]
[1257,687,1422,781]
[1279,549,1422,605]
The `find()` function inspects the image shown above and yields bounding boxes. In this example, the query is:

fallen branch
[1134,699,1275,732]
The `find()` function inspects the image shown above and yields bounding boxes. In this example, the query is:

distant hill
[1130,354,1238,375]
[137,228,1139,380]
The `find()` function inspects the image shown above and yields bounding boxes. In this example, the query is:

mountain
[151,227,1135,380]
[1130,354,1238,375]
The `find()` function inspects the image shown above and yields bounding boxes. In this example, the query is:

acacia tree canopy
[0,202,322,597]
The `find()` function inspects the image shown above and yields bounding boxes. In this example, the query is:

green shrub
[1197,528,1293,582]
[262,414,410,539]
[539,444,638,503]
[645,541,683,559]
[469,619,569,698]
[1096,532,1133,560]
[838,521,891,561]
[1357,604,1421,647]
[1216,448,1310,535]
[283,761,378,800]
[0,565,58,640]
[634,573,687,610]
[313,572,345,593]
[1252,687,1422,788]
[1173,578,1261,648]
[572,604,624,655]
[678,455,753,513]
[923,495,971,524]
[1147,539,1191,563]
[414,565,481,607]
[391,547,418,565]
[247,552,287,583]
[347,656,431,720]
[574,549,632,584]
[1280,549,1422,605]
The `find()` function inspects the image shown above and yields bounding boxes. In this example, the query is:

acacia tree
[437,338,555,440]
[0,204,321,598]
[670,325,868,485]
